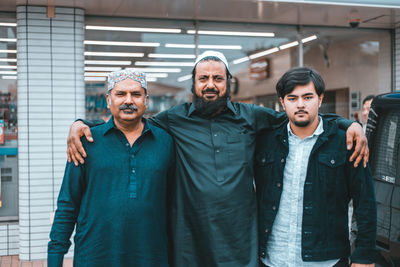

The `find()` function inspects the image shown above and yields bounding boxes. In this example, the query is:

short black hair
[362,95,375,105]
[276,67,325,98]
[191,56,232,95]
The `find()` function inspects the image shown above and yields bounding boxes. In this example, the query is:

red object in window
[0,119,4,145]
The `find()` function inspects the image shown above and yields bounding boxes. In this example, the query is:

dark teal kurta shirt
[48,118,174,267]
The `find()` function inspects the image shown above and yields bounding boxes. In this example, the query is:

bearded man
[67,51,368,267]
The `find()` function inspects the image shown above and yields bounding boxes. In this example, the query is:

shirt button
[272,206,277,211]
[265,229,269,233]
[330,159,335,164]
[132,169,135,173]
[214,134,217,137]
[126,143,129,147]
[276,182,281,187]
[216,149,220,153]
[261,158,266,163]
[281,158,285,163]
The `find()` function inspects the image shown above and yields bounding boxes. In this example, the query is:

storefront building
[0,0,399,262]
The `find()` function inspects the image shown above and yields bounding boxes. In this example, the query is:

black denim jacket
[254,118,378,264]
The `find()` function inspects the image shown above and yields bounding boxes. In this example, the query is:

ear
[106,94,111,108]
[279,97,285,111]
[144,95,149,107]
[318,93,324,108]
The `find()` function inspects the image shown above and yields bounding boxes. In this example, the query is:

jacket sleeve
[253,105,287,132]
[321,113,354,130]
[347,158,378,264]
[48,162,86,267]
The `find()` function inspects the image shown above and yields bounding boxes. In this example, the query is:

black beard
[192,93,229,117]
[293,120,311,127]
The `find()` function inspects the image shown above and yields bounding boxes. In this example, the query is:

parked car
[366,92,400,267]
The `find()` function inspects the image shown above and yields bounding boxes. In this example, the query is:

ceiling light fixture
[84,40,160,47]
[84,60,132,65]
[86,25,181,33]
[84,52,144,57]
[165,43,242,50]
[0,38,17,42]
[0,65,17,69]
[177,74,192,82]
[302,35,318,43]
[135,61,194,67]
[0,49,17,53]
[148,53,196,59]
[187,30,274,37]
[0,23,17,27]
[128,68,181,73]
[233,56,250,65]
[279,41,299,50]
[147,77,157,82]
[0,59,17,62]
[145,73,168,78]
[1,75,17,79]
[85,77,106,82]
[249,47,279,60]
[85,67,122,72]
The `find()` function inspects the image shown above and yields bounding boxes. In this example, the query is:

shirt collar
[287,116,324,139]
[102,116,153,136]
[187,99,237,117]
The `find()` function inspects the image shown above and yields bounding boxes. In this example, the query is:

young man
[48,70,174,267]
[67,52,368,267]
[255,67,377,267]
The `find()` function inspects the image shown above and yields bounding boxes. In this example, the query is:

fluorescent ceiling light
[85,67,121,72]
[0,71,17,75]
[233,56,250,64]
[165,43,242,50]
[177,74,192,82]
[86,25,181,33]
[0,59,17,62]
[0,23,17,27]
[1,75,17,79]
[135,61,194,67]
[84,72,109,77]
[0,50,17,53]
[0,58,17,62]
[187,30,274,37]
[0,65,17,69]
[147,77,157,82]
[0,38,17,42]
[257,0,400,9]
[128,68,181,73]
[84,52,144,57]
[85,60,132,65]
[85,77,106,81]
[302,35,318,43]
[146,73,168,78]
[279,41,299,50]
[249,47,279,59]
[148,53,196,59]
[84,40,160,47]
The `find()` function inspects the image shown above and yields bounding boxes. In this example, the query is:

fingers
[352,145,364,168]
[346,130,353,150]
[83,127,94,142]
[363,146,370,168]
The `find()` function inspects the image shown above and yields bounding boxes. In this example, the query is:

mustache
[202,88,218,94]
[295,110,308,115]
[119,104,138,111]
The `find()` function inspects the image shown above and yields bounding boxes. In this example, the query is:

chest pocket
[318,152,347,187]
[256,152,275,166]
[226,134,249,163]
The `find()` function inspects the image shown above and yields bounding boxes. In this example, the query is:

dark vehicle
[366,92,400,267]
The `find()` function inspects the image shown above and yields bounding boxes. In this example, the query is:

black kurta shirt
[150,101,285,267]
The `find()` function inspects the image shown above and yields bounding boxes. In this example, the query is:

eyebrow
[287,92,314,97]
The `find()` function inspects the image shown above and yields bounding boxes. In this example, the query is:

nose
[297,98,305,108]
[124,93,134,104]
[206,78,214,88]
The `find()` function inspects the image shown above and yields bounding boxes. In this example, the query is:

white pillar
[17,5,85,261]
